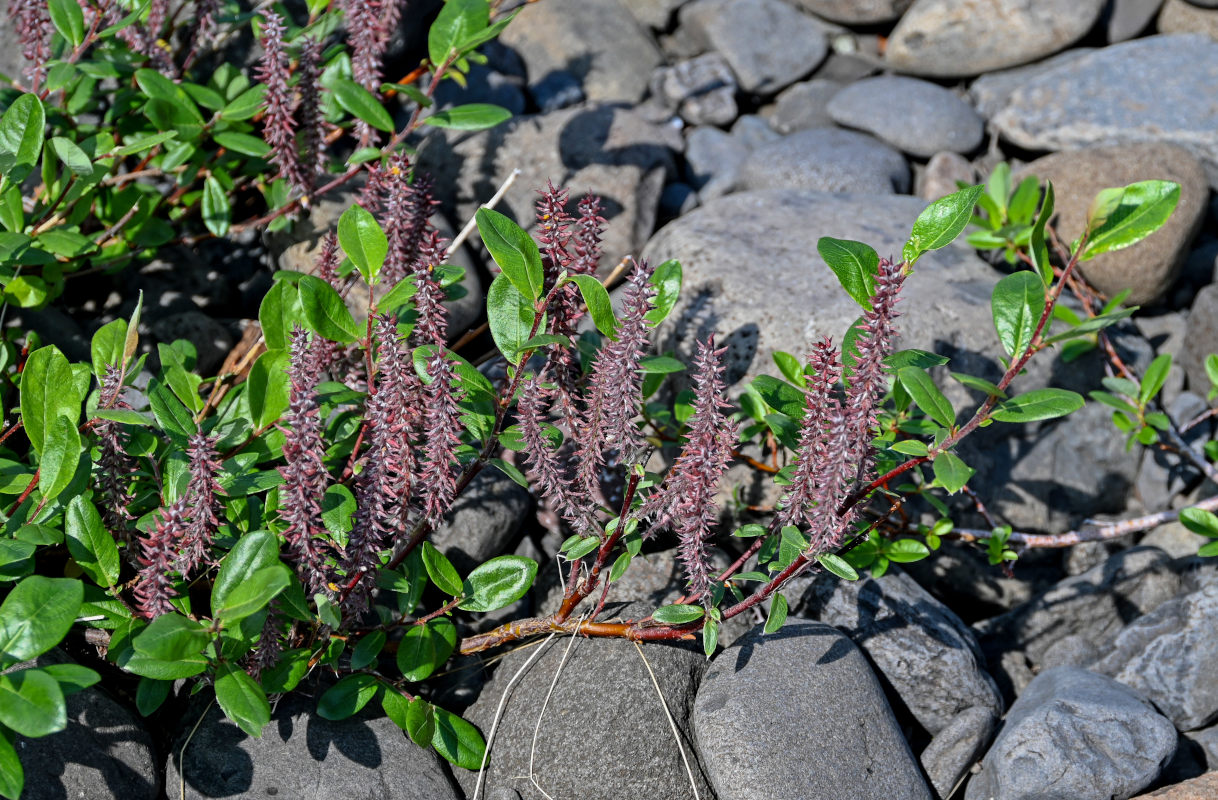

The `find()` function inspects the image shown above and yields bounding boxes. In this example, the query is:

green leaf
[378,278,418,314]
[751,375,804,418]
[1029,181,1055,284]
[903,185,984,264]
[1082,180,1180,261]
[350,631,386,671]
[885,349,950,371]
[317,673,380,721]
[645,259,683,325]
[932,451,974,494]
[764,593,788,634]
[1139,354,1171,406]
[396,618,457,682]
[21,345,80,453]
[421,542,463,596]
[246,349,291,430]
[132,614,209,662]
[258,280,304,351]
[215,565,291,627]
[950,372,1007,399]
[486,273,536,365]
[990,388,1084,423]
[213,531,279,610]
[991,271,1044,358]
[213,663,271,737]
[476,208,544,301]
[213,131,271,158]
[702,618,719,658]
[124,291,142,366]
[261,649,310,694]
[38,415,81,503]
[638,355,685,374]
[385,694,435,747]
[135,676,171,716]
[897,367,955,429]
[321,484,356,537]
[0,576,82,669]
[113,131,178,156]
[563,536,599,560]
[1198,540,1218,558]
[431,705,486,770]
[569,274,616,339]
[0,669,65,737]
[651,604,704,624]
[332,79,395,133]
[298,275,362,343]
[49,137,92,176]
[0,733,22,800]
[220,85,267,121]
[889,439,929,456]
[458,555,537,612]
[1179,507,1218,538]
[48,0,86,46]
[91,319,126,378]
[423,103,511,130]
[65,496,120,588]
[0,94,46,183]
[817,553,859,581]
[817,237,878,310]
[147,379,196,441]
[884,538,930,563]
[338,205,388,286]
[428,0,489,65]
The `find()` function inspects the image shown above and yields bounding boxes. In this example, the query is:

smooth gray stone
[1095,583,1218,730]
[1104,0,1165,41]
[497,0,662,104]
[680,0,828,94]
[1181,284,1218,397]
[786,0,912,24]
[965,667,1176,800]
[685,125,750,200]
[734,128,910,194]
[886,0,1104,77]
[650,53,738,127]
[921,706,998,799]
[1159,0,1218,39]
[969,48,1094,119]
[827,76,984,157]
[168,696,460,800]
[991,35,1218,185]
[766,78,843,134]
[693,620,932,800]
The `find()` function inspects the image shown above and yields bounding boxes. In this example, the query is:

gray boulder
[497,0,662,104]
[886,0,1104,77]
[456,603,714,800]
[920,706,998,799]
[734,129,911,194]
[1095,583,1218,730]
[786,0,912,24]
[693,620,933,800]
[765,79,843,134]
[969,48,1094,119]
[827,76,985,157]
[991,35,1218,186]
[1016,143,1207,306]
[965,667,1176,800]
[685,126,751,200]
[1105,0,1166,41]
[793,568,1003,735]
[976,547,1181,677]
[430,468,531,576]
[917,151,976,201]
[679,0,828,94]
[1181,284,1218,396]
[622,0,690,29]
[418,104,678,268]
[1159,0,1218,39]
[9,652,157,800]
[650,54,738,127]
[151,311,234,377]
[168,695,460,799]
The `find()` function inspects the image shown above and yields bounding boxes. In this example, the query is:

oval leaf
[817,237,878,311]
[990,389,1084,423]
[215,663,271,738]
[897,367,955,429]
[991,271,1044,358]
[338,204,388,286]
[458,555,537,612]
[298,275,362,343]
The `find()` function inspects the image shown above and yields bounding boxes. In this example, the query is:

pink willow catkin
[573,259,655,499]
[639,339,736,602]
[11,0,52,90]
[296,37,327,186]
[279,327,334,596]
[256,12,306,192]
[96,366,136,535]
[341,315,420,615]
[381,158,439,287]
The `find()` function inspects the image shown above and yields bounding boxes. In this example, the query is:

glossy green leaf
[350,631,386,670]
[132,614,209,662]
[216,663,271,737]
[65,495,120,588]
[423,103,511,130]
[1082,180,1180,261]
[396,617,457,682]
[213,531,279,610]
[428,0,489,65]
[1179,507,1218,538]
[0,732,22,800]
[476,208,544,301]
[246,349,290,429]
[135,676,171,716]
[1139,353,1171,406]
[258,280,304,351]
[1029,181,1055,284]
[21,345,80,453]
[220,84,267,120]
[817,237,878,310]
[338,204,388,286]
[932,451,974,494]
[884,538,930,563]
[897,367,954,429]
[332,79,395,132]
[903,185,984,264]
[991,271,1044,358]
[458,556,537,612]
[486,273,536,365]
[49,136,92,176]
[0,576,82,669]
[48,0,85,46]
[298,275,362,343]
[215,564,291,627]
[645,259,683,325]
[38,415,81,503]
[764,593,788,634]
[431,705,486,770]
[384,694,434,747]
[113,131,178,156]
[0,669,66,737]
[213,131,271,158]
[990,388,1084,423]
[421,542,463,596]
[817,553,859,581]
[568,274,616,339]
[950,372,1007,399]
[651,604,704,624]
[0,94,46,183]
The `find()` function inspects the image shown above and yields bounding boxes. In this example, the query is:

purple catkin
[573,260,655,497]
[359,161,388,213]
[516,372,583,525]
[419,349,463,526]
[409,230,450,347]
[296,37,327,185]
[134,504,187,619]
[247,607,286,678]
[95,366,136,535]
[570,193,605,277]
[640,340,735,602]
[341,315,418,614]
[256,12,306,192]
[315,232,341,289]
[342,0,387,91]
[177,433,224,578]
[279,327,334,596]
[11,0,52,89]
[382,160,439,287]
[143,0,174,73]
[536,182,573,289]
[775,339,841,532]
